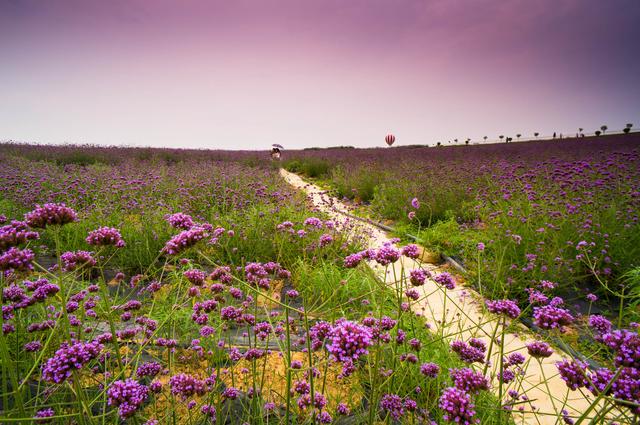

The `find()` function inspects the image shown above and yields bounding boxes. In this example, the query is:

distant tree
[623,123,633,134]
[454,138,458,144]
[437,142,442,147]
[516,133,521,140]
[534,132,539,138]
[465,138,470,145]
[595,130,602,136]
[600,125,608,134]
[499,135,504,141]
[578,127,583,133]
[506,137,513,143]
[483,136,488,142]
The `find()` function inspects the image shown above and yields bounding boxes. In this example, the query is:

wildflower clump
[25,203,78,228]
[107,379,149,418]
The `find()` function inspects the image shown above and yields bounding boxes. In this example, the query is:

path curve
[279,168,620,425]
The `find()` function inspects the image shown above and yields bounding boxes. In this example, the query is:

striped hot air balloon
[385,134,395,146]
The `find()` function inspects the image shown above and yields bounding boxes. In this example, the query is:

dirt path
[279,168,619,425]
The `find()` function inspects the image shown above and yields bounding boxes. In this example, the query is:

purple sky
[1,0,639,149]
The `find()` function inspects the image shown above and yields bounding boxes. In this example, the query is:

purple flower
[485,299,521,319]
[0,220,39,250]
[60,250,96,272]
[183,269,207,287]
[476,242,485,251]
[0,247,35,272]
[420,362,440,378]
[32,282,60,301]
[587,368,615,395]
[222,386,240,400]
[319,233,333,247]
[505,352,526,367]
[449,368,490,393]
[336,402,350,415]
[450,340,485,364]
[556,360,588,391]
[169,373,206,399]
[401,244,420,259]
[344,253,363,268]
[25,203,77,228]
[42,340,103,383]
[162,226,208,255]
[326,319,373,363]
[375,244,401,266]
[601,330,640,368]
[380,394,405,420]
[34,408,55,423]
[220,306,243,321]
[86,227,125,247]
[136,361,163,378]
[304,217,323,228]
[286,289,299,298]
[107,379,149,418]
[409,268,428,286]
[411,198,420,209]
[24,340,43,352]
[588,315,612,337]
[439,387,477,424]
[526,341,553,358]
[317,411,332,423]
[533,305,574,332]
[166,212,195,230]
[434,272,456,290]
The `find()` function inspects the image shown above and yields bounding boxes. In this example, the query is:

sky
[1,0,639,150]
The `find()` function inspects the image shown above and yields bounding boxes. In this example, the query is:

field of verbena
[0,143,519,424]
[284,135,640,324]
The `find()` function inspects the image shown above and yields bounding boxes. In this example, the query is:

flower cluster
[379,394,405,420]
[485,299,521,319]
[107,379,149,418]
[449,368,490,393]
[326,319,373,363]
[374,243,401,266]
[533,305,574,332]
[409,268,429,286]
[420,362,440,378]
[439,387,478,424]
[169,373,207,399]
[25,203,78,228]
[0,220,39,250]
[601,329,640,368]
[60,251,96,272]
[184,269,207,285]
[166,212,195,230]
[526,341,553,358]
[0,247,35,272]
[86,227,125,247]
[401,244,420,259]
[450,339,485,364]
[136,361,163,378]
[42,340,103,383]
[162,226,209,255]
[556,360,588,390]
[434,272,456,290]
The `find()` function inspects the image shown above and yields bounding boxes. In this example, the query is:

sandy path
[279,168,621,425]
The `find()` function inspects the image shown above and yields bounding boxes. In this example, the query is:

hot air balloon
[385,134,395,147]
